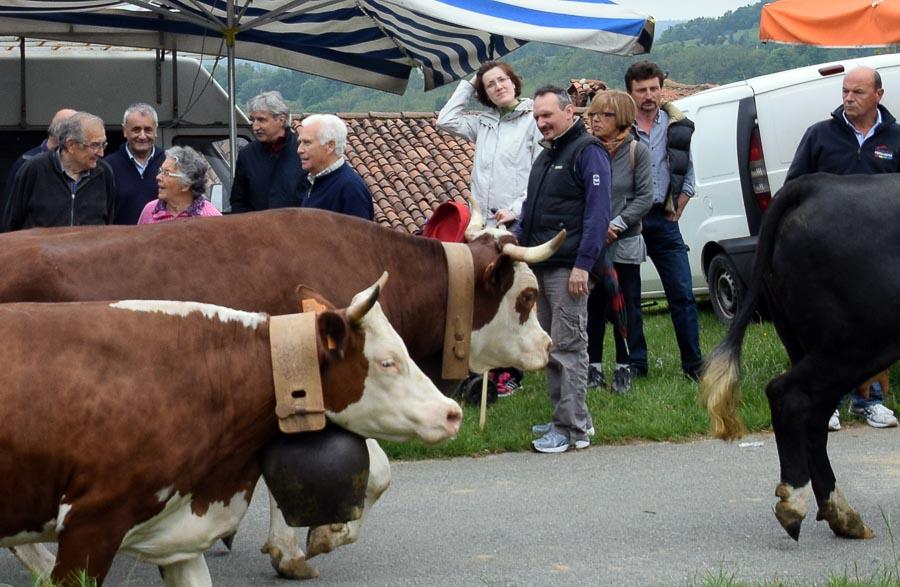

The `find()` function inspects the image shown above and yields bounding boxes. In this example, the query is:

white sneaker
[853,403,898,429]
[828,409,841,432]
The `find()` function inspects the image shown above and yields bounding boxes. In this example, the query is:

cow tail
[699,177,810,441]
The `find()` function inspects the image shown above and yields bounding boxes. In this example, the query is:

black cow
[699,172,898,541]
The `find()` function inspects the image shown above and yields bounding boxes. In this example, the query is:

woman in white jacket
[437,61,542,229]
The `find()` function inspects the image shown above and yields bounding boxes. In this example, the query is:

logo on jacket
[592,174,601,186]
[874,145,894,161]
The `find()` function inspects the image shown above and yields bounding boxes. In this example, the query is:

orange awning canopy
[760,0,900,47]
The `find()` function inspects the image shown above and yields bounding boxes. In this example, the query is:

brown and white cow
[0,280,462,586]
[0,207,557,577]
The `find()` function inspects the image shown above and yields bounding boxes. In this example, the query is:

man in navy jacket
[104,103,165,224]
[787,66,900,431]
[230,91,305,213]
[297,114,373,220]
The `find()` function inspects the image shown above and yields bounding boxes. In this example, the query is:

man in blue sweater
[516,86,611,453]
[297,114,373,220]
[104,103,165,224]
[230,91,305,213]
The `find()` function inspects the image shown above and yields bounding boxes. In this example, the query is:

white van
[644,53,900,322]
[0,41,251,211]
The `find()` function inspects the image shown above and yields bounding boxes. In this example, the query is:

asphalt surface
[2,426,898,586]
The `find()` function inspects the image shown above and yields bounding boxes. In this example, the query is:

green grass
[381,301,899,460]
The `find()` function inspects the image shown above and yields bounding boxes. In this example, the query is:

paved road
[3,426,897,586]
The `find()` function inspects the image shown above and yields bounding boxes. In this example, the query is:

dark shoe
[611,365,632,394]
[684,368,701,382]
[587,364,606,390]
[629,364,648,378]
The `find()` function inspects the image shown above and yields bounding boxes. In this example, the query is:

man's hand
[666,193,691,222]
[494,208,516,226]
[568,268,590,298]
[606,224,620,245]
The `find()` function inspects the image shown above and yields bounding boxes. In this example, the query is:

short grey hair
[166,145,209,197]
[58,112,105,150]
[302,114,347,155]
[246,91,290,127]
[534,85,572,110]
[122,102,159,127]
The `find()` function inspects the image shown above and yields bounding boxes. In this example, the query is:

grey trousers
[535,266,593,442]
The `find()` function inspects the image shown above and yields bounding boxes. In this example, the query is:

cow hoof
[773,482,811,541]
[772,504,802,541]
[261,542,320,580]
[816,492,875,539]
[306,523,350,559]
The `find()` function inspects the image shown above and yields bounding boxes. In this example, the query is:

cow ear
[316,311,348,361]
[481,254,515,294]
[295,285,336,313]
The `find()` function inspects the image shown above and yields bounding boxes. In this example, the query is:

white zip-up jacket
[437,80,542,226]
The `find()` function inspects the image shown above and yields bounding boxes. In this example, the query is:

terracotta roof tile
[298,111,482,233]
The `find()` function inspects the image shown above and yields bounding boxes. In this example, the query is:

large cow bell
[261,423,369,527]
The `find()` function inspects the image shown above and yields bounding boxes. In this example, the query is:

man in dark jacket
[2,111,115,231]
[105,103,165,224]
[516,86,611,453]
[229,91,305,213]
[787,67,900,179]
[297,114,373,220]
[626,60,703,381]
[1,108,77,214]
[787,66,899,431]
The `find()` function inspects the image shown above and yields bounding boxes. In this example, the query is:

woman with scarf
[585,90,653,393]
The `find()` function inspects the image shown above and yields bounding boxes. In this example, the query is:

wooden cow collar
[269,300,328,434]
[440,242,474,380]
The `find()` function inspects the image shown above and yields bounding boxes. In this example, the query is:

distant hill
[210,1,896,113]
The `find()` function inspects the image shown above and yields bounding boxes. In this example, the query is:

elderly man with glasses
[2,111,116,232]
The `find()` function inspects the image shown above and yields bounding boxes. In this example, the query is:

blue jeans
[632,207,702,376]
[849,381,886,411]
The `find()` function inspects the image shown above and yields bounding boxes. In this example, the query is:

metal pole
[226,1,238,185]
[18,37,26,128]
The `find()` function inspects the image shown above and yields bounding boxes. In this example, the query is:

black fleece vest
[520,118,600,268]
[666,116,694,204]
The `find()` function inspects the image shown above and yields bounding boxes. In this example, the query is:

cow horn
[464,195,485,240]
[347,271,388,325]
[501,229,567,264]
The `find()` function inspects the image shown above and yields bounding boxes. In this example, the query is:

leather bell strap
[440,242,475,380]
[269,312,327,434]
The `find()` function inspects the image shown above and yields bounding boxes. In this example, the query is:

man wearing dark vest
[517,86,611,453]
[230,91,305,213]
[626,60,703,381]
[105,103,166,224]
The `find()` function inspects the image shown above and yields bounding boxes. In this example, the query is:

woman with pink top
[138,145,221,224]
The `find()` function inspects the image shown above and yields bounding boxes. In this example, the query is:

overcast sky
[620,0,758,21]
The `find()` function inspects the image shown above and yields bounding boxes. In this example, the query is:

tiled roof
[297,78,713,235]
[326,112,472,234]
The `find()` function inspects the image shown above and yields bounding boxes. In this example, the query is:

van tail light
[748,127,772,212]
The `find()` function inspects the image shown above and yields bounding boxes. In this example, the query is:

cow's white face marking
[110,300,267,330]
[469,261,550,373]
[119,490,250,566]
[326,296,462,444]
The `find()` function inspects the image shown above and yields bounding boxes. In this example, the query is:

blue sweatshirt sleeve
[574,144,611,271]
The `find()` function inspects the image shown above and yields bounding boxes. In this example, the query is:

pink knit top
[137,198,222,224]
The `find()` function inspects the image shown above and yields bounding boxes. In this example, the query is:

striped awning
[0,0,654,94]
